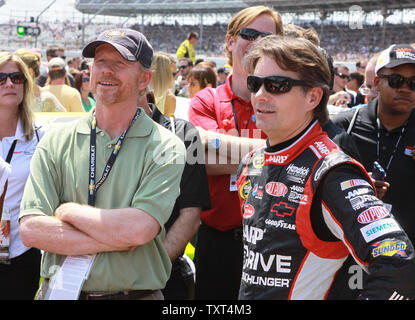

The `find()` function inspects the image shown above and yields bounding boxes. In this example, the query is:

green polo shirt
[20,108,186,292]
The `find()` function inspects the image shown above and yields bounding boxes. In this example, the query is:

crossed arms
[20,204,160,256]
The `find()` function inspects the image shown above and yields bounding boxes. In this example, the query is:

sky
[0,0,83,23]
[1,0,414,25]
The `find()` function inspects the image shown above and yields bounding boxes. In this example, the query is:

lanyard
[376,117,408,174]
[5,139,17,163]
[88,109,140,206]
[231,100,254,137]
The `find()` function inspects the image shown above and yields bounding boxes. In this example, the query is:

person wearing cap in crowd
[333,43,415,245]
[187,6,282,300]
[19,28,186,300]
[42,57,84,112]
[216,67,230,86]
[37,45,75,88]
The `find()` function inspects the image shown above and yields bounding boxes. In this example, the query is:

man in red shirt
[188,6,283,299]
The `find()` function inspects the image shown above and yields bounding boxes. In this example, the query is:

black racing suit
[237,120,415,300]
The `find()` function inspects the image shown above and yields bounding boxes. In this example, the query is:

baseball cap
[375,44,415,75]
[82,28,153,69]
[217,67,230,74]
[48,57,66,71]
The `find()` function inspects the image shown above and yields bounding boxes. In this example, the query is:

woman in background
[151,51,177,117]
[187,65,217,99]
[14,49,66,112]
[0,52,47,299]
[74,70,95,112]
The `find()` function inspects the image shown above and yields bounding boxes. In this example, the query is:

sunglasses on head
[336,72,350,80]
[378,73,415,91]
[237,28,273,41]
[247,75,307,95]
[0,72,26,86]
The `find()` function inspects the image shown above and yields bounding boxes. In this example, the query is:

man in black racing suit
[236,35,415,300]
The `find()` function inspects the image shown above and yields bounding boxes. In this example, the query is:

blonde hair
[0,52,35,140]
[14,48,42,78]
[225,6,283,66]
[150,51,176,98]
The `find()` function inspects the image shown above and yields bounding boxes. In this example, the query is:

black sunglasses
[336,72,350,80]
[378,73,415,91]
[0,72,26,85]
[179,65,189,70]
[247,75,307,95]
[237,28,273,41]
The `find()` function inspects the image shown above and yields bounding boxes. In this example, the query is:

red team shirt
[188,76,267,231]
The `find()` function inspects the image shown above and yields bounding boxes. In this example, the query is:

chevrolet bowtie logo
[113,141,121,155]
[89,181,95,194]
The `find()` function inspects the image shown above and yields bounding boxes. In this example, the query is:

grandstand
[75,0,415,15]
[1,0,415,63]
[75,0,247,15]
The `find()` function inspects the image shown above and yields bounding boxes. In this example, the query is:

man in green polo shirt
[19,29,186,300]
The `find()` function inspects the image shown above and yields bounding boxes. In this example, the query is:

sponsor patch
[349,195,382,211]
[264,154,289,166]
[243,203,255,219]
[360,218,401,243]
[271,202,295,218]
[404,146,414,157]
[357,206,390,224]
[239,180,252,200]
[340,179,371,191]
[371,240,408,258]
[265,182,288,197]
[252,154,264,169]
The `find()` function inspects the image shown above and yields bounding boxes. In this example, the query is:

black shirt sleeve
[174,120,211,211]
[314,165,415,300]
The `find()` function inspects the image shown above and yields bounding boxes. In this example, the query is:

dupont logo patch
[357,206,390,224]
[265,182,288,197]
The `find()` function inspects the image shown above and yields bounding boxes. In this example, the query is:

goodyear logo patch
[372,240,407,258]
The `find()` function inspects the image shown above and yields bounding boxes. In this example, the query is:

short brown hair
[283,23,320,46]
[187,65,217,89]
[225,6,283,66]
[245,36,331,124]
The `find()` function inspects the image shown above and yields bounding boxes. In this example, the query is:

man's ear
[138,71,152,91]
[373,76,380,89]
[226,34,235,53]
[306,87,324,111]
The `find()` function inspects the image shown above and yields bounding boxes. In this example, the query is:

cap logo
[104,30,126,39]
[395,50,415,61]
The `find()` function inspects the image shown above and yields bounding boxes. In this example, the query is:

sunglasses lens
[0,74,7,85]
[10,73,25,84]
[409,78,415,91]
[388,75,404,89]
[247,76,262,93]
[0,72,25,85]
[265,77,291,94]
